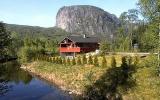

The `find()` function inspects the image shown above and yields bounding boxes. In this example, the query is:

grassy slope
[28,55,160,99]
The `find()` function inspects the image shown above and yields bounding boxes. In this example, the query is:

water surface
[0,61,72,100]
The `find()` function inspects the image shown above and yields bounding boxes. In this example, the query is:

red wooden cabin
[59,35,100,57]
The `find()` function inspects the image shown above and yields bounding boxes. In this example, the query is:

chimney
[83,34,86,38]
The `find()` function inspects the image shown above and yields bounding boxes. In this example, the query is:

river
[0,61,72,100]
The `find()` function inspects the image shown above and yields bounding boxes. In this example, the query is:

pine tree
[88,55,93,65]
[62,58,66,65]
[82,55,87,64]
[59,57,62,64]
[101,56,107,67]
[55,57,59,64]
[72,58,76,65]
[52,57,55,63]
[77,56,82,65]
[93,55,99,66]
[111,56,116,67]
[66,57,70,65]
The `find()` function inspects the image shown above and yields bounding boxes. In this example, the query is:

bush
[133,56,139,67]
[111,56,116,68]
[72,58,76,65]
[59,57,62,64]
[66,57,70,65]
[77,56,82,65]
[82,55,87,64]
[18,47,38,63]
[101,56,107,67]
[88,55,93,65]
[93,55,99,66]
[52,57,55,63]
[62,58,66,65]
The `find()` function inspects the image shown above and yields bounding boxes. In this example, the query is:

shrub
[77,56,82,65]
[88,55,93,65]
[62,58,66,65]
[52,57,55,63]
[72,58,76,65]
[93,55,99,66]
[101,56,107,67]
[66,57,70,65]
[127,56,132,66]
[133,56,139,67]
[18,47,37,63]
[82,55,87,64]
[59,57,62,64]
[55,57,59,64]
[111,56,116,68]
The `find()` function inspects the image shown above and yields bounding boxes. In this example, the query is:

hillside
[6,24,69,41]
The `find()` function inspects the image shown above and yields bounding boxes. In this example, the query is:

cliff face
[56,5,120,37]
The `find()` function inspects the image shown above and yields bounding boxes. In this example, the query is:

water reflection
[0,61,72,100]
[0,61,32,96]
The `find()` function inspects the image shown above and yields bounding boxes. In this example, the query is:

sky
[0,0,138,27]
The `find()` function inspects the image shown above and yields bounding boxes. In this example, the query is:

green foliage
[88,55,93,65]
[59,57,63,64]
[138,0,159,52]
[84,71,94,84]
[133,56,139,66]
[82,55,87,64]
[77,56,82,65]
[101,56,107,67]
[93,55,99,67]
[72,58,76,65]
[18,47,40,63]
[66,58,70,65]
[139,29,158,52]
[52,57,55,63]
[99,40,110,54]
[62,58,66,65]
[142,54,158,68]
[0,22,11,56]
[111,56,116,68]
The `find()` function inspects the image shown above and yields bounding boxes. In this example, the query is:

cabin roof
[64,35,100,43]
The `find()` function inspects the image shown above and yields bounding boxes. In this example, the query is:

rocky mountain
[56,5,120,37]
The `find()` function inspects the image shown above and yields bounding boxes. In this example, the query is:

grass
[28,55,160,99]
[34,61,108,92]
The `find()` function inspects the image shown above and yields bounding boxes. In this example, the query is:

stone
[56,5,120,38]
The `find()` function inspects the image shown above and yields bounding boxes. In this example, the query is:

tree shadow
[83,56,136,100]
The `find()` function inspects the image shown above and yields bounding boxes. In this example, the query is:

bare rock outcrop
[56,5,120,37]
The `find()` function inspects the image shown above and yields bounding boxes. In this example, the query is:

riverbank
[21,61,86,96]
[20,55,160,99]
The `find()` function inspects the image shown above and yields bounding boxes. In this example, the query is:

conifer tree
[93,55,99,66]
[62,58,66,65]
[111,56,116,67]
[77,56,82,65]
[88,55,93,65]
[52,57,55,63]
[72,58,76,65]
[67,57,70,65]
[101,56,107,67]
[82,54,87,64]
[55,57,59,64]
[59,57,62,64]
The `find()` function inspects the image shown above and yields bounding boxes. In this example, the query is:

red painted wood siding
[60,47,80,52]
